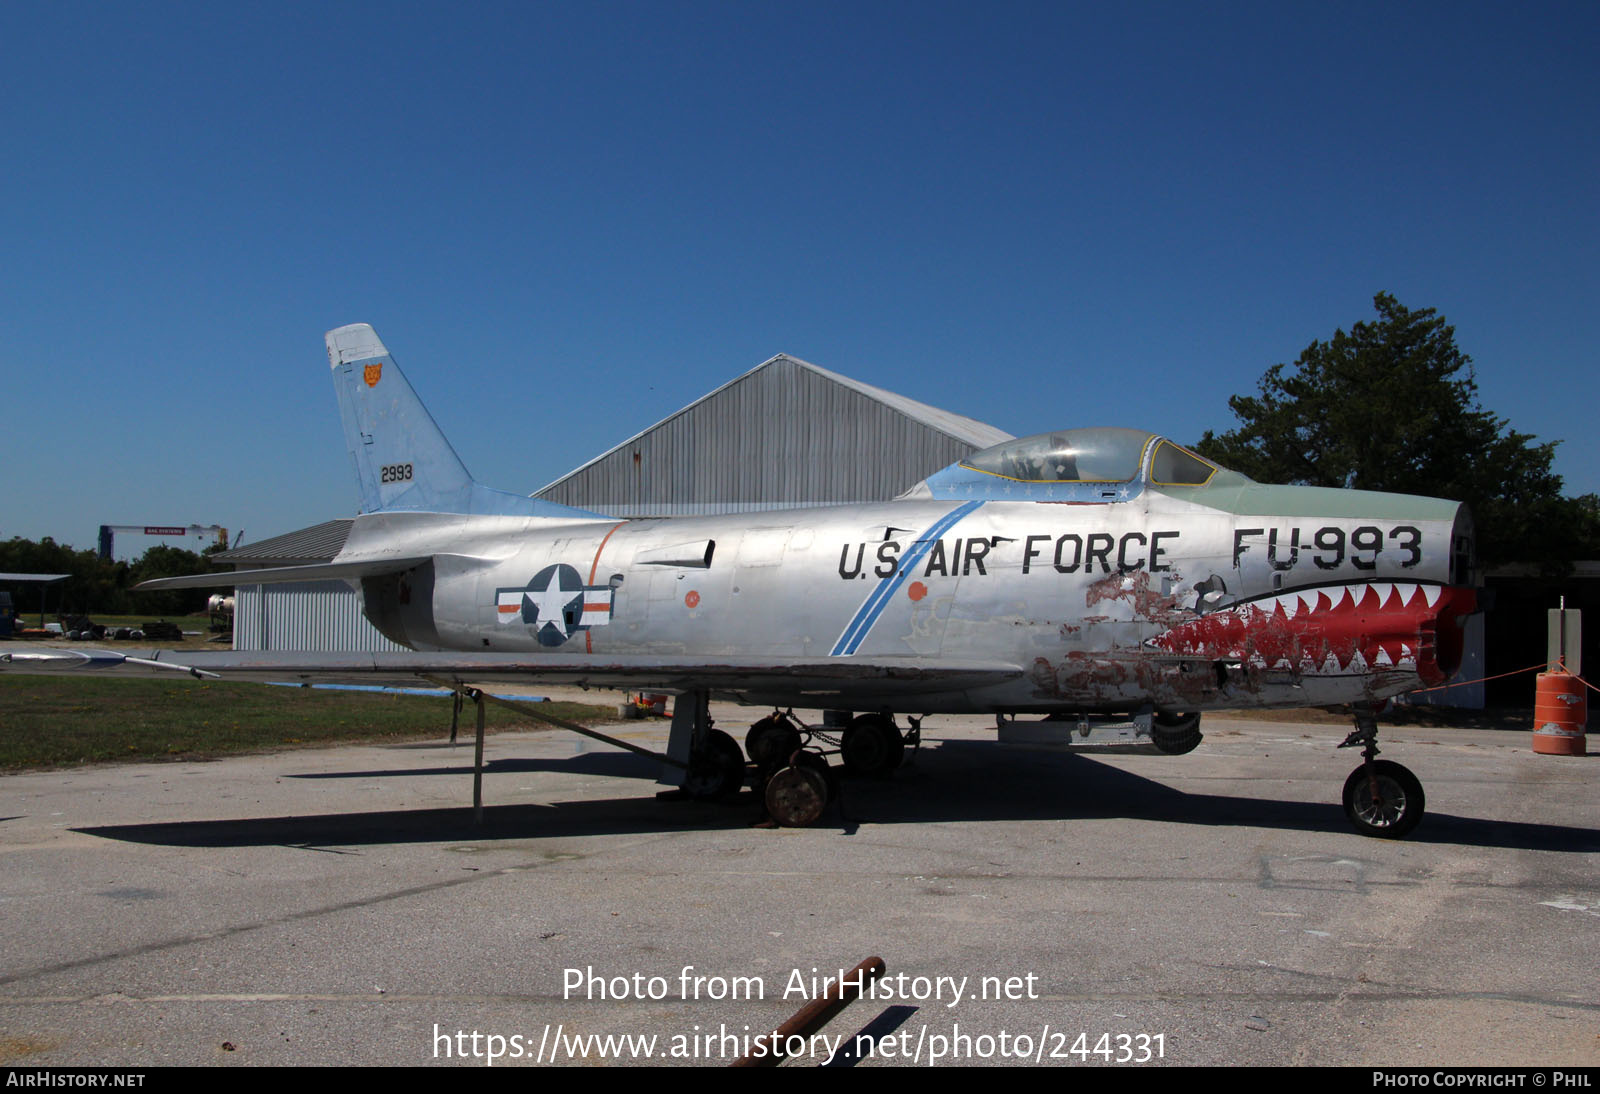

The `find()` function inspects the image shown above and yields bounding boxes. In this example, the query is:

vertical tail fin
[326,324,607,519]
[327,323,474,514]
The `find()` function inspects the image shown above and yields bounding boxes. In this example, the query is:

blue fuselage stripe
[830,500,984,656]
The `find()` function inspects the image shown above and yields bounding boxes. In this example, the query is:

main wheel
[1342,760,1425,839]
[840,713,904,777]
[745,715,802,770]
[684,729,746,801]
[1150,711,1203,755]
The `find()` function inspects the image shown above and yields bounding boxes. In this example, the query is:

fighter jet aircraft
[5,324,1477,838]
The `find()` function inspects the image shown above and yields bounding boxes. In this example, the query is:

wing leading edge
[0,647,1023,707]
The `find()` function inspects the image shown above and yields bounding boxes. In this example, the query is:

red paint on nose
[1149,583,1477,686]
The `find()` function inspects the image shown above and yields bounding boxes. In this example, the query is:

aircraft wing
[0,647,1023,705]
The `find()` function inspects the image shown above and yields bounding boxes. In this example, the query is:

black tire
[685,729,746,801]
[1342,760,1425,839]
[840,713,904,777]
[1151,711,1203,755]
[745,715,802,769]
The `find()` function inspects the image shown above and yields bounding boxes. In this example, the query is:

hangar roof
[534,353,1012,517]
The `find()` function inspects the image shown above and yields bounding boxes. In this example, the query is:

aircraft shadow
[78,797,750,848]
[283,750,659,781]
[75,742,1598,852]
[862,741,1600,852]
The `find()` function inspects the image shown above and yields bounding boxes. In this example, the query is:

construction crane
[97,524,228,561]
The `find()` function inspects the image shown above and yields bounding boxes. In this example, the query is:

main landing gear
[683,728,745,801]
[1337,707,1425,839]
[1150,711,1204,755]
[673,703,916,827]
[752,710,916,826]
[745,710,834,827]
[666,691,746,802]
[839,712,908,778]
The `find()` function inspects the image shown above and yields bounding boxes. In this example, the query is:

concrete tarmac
[2,700,1597,1068]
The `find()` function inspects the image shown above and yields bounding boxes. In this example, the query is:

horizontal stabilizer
[135,556,432,591]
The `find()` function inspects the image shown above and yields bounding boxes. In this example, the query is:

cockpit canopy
[908,427,1242,502]
[962,427,1221,485]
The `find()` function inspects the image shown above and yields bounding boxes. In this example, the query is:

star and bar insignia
[495,563,614,647]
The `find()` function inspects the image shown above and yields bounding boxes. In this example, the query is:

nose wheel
[1342,760,1425,839]
[1337,708,1425,839]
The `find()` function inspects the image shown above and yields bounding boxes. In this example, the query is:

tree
[127,545,215,615]
[1197,293,1589,568]
[0,537,216,616]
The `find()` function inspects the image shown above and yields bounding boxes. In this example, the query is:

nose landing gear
[1338,708,1425,839]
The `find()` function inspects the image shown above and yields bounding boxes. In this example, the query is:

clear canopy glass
[961,428,1219,486]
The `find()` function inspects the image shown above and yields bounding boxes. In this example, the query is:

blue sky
[4,1,1595,558]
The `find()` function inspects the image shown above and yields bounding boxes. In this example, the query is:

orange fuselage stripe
[586,523,623,653]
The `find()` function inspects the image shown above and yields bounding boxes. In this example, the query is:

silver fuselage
[351,477,1474,715]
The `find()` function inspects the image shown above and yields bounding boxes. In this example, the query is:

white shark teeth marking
[1348,649,1369,672]
[1295,592,1315,617]
[1334,587,1355,611]
[1374,647,1394,667]
[1422,585,1442,607]
[1395,582,1418,606]
[1370,582,1394,607]
[1321,651,1342,673]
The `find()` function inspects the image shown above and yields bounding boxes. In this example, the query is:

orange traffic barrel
[1532,671,1587,755]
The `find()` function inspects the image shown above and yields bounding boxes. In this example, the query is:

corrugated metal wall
[233,581,408,652]
[537,358,1004,517]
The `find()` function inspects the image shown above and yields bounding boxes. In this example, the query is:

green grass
[0,675,620,770]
